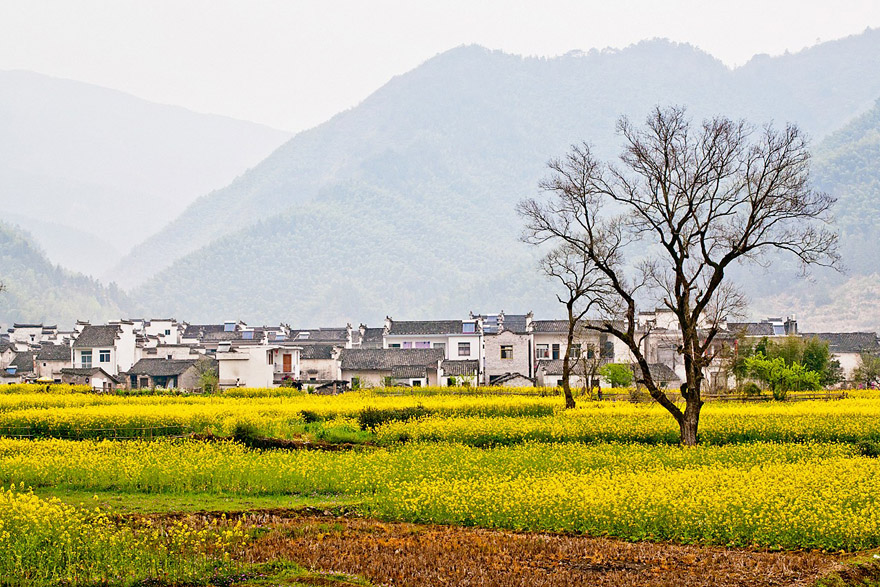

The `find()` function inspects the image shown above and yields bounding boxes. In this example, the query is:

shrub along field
[0,384,878,585]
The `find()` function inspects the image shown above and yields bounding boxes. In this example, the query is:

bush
[857,441,880,458]
[300,410,321,423]
[599,363,634,388]
[231,422,263,444]
[628,387,650,403]
[741,382,763,396]
[358,405,430,430]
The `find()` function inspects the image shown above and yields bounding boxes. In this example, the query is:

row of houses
[2,312,878,391]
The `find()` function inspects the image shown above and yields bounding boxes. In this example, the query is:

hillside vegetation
[0,223,128,325]
[130,34,880,326]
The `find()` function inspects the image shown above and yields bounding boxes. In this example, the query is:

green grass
[235,561,378,586]
[34,487,361,515]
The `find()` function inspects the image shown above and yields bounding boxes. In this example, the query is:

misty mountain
[751,97,880,331]
[0,222,128,326]
[128,33,880,326]
[0,70,291,276]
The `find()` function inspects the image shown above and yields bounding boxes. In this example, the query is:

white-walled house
[438,360,479,386]
[72,322,138,376]
[7,323,57,347]
[339,348,443,388]
[141,344,203,360]
[36,343,72,382]
[382,318,482,375]
[216,343,301,388]
[531,320,628,366]
[483,329,533,384]
[299,344,343,383]
[60,367,120,391]
[144,319,181,345]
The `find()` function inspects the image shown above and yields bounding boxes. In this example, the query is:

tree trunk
[678,398,703,446]
[562,302,577,409]
[561,353,576,409]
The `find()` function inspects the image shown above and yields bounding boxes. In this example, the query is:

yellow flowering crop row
[0,438,876,550]
[0,483,247,584]
[0,392,555,439]
[374,397,880,445]
[1,391,879,444]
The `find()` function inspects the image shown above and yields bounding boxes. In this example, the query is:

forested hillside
[0,223,128,325]
[129,33,880,326]
[752,98,880,330]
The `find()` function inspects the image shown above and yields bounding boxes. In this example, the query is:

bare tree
[519,106,838,445]
[540,243,612,408]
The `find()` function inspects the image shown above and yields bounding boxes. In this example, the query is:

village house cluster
[1,312,878,392]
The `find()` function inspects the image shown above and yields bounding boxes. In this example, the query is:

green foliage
[357,405,429,431]
[740,381,763,397]
[194,356,219,393]
[599,363,634,388]
[743,353,822,398]
[735,336,840,388]
[0,222,128,325]
[854,353,880,388]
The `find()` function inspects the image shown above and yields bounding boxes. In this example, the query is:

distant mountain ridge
[0,70,291,276]
[125,32,880,327]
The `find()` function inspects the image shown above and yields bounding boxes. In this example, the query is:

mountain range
[0,70,290,275]
[2,31,880,330]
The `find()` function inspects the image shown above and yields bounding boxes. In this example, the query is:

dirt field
[232,512,848,587]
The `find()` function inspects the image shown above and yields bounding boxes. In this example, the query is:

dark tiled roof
[391,365,428,378]
[531,319,616,333]
[361,327,384,343]
[37,344,71,362]
[638,363,681,383]
[491,373,535,385]
[300,345,337,360]
[387,320,464,336]
[536,359,590,376]
[182,324,231,340]
[441,360,479,376]
[339,348,444,371]
[0,341,14,353]
[12,323,44,328]
[502,315,530,334]
[802,332,880,354]
[127,358,205,377]
[74,325,120,348]
[291,328,349,342]
[61,367,121,382]
[727,322,775,336]
[10,352,36,373]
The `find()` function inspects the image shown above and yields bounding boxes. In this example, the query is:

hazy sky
[3,1,879,132]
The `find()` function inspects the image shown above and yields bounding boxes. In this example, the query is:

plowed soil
[239,514,845,587]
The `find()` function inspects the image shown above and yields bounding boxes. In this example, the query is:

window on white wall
[536,344,549,359]
[500,345,513,359]
[81,351,92,368]
[99,350,110,363]
[458,342,470,357]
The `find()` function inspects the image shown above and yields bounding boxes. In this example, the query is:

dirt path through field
[240,514,845,586]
